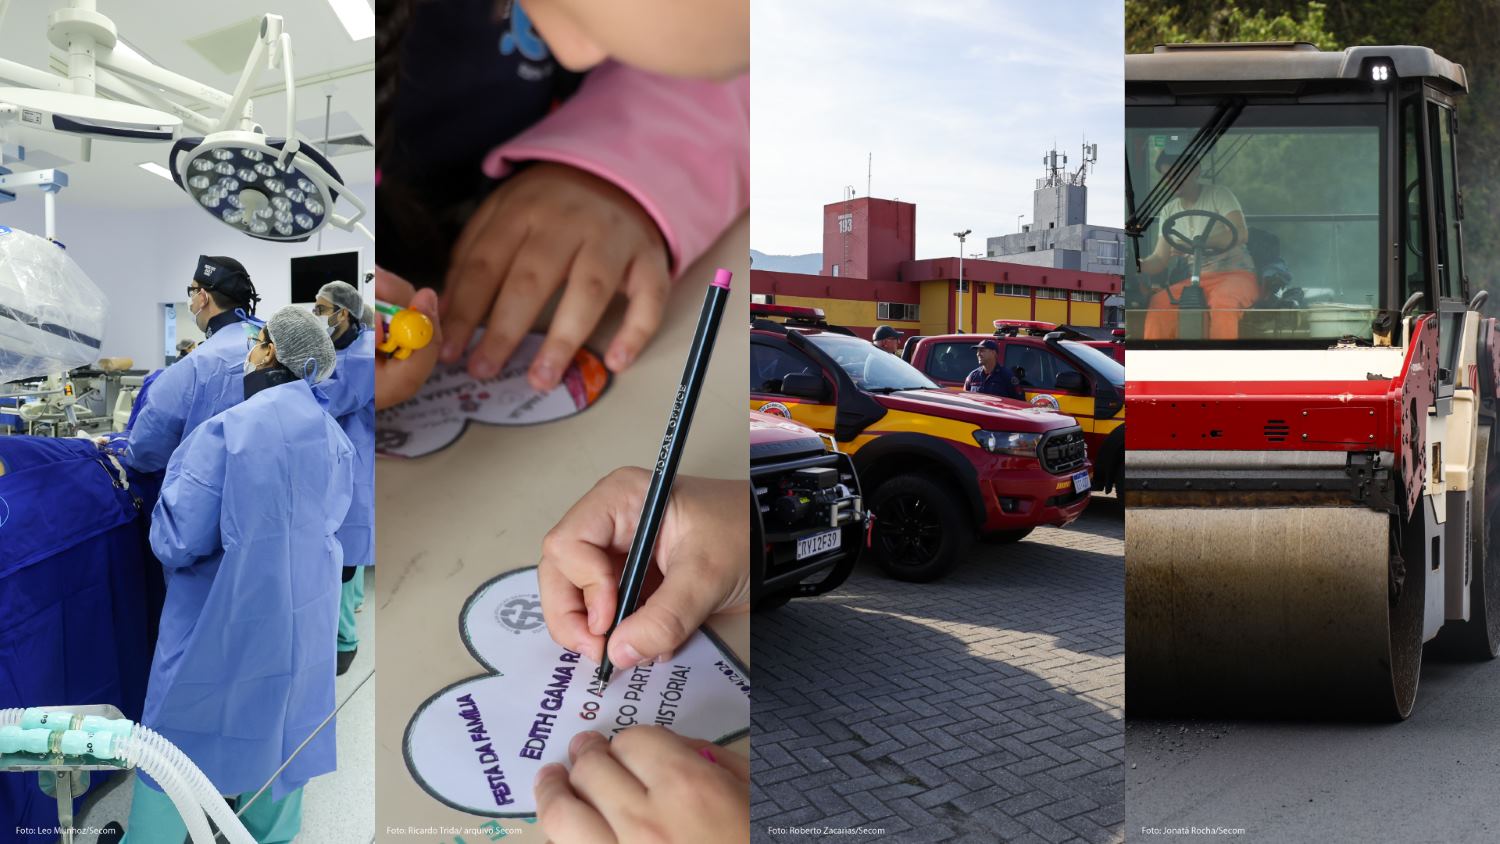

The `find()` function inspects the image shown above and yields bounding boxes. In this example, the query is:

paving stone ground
[752,494,1125,843]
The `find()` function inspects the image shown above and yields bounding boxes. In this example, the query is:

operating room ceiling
[0,0,373,210]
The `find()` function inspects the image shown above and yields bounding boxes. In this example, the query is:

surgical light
[168,133,355,243]
[0,8,369,244]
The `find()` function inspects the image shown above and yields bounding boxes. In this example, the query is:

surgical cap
[194,255,259,311]
[318,280,363,318]
[266,306,337,383]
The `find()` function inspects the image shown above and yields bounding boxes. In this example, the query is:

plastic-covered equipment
[0,227,109,384]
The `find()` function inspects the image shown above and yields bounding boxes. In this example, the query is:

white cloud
[752,0,1124,259]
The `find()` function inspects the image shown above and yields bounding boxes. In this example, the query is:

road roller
[1124,42,1500,719]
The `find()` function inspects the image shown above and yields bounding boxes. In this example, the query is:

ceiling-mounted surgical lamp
[164,13,364,242]
[0,2,368,244]
[169,134,346,241]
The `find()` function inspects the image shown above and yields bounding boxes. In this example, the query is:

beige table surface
[373,217,750,841]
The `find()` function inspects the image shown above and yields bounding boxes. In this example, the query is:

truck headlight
[972,430,1043,456]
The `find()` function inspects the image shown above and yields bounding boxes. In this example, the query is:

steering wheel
[1162,209,1239,259]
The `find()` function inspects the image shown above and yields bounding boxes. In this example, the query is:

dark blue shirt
[965,365,1023,399]
[378,0,584,284]
[389,0,579,194]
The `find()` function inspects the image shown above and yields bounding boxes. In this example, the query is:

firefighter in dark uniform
[873,325,904,355]
[964,339,1023,399]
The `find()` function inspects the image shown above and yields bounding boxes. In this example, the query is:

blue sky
[751,0,1124,259]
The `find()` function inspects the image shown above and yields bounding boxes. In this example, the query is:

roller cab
[1124,43,1500,718]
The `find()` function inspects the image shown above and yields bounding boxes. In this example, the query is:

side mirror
[1054,371,1088,393]
[782,373,829,401]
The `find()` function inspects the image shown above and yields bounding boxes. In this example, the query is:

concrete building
[986,146,1126,275]
[751,193,1120,340]
[822,195,916,281]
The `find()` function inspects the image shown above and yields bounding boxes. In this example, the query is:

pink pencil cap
[711,268,733,289]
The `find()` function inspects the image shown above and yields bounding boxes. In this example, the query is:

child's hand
[440,163,671,392]
[535,726,749,844]
[375,267,443,411]
[539,468,748,671]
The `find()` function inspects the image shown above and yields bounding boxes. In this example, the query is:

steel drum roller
[1127,505,1425,718]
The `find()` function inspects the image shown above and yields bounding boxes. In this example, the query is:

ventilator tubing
[1,708,254,844]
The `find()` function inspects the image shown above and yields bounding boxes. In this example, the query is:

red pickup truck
[751,304,1092,581]
[903,322,1125,493]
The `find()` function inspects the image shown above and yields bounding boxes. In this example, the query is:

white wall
[3,179,374,369]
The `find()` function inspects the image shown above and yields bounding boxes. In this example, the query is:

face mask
[190,290,204,317]
[244,338,267,372]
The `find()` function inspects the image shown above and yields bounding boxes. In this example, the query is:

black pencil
[597,268,733,686]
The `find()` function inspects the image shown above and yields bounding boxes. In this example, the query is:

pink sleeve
[482,62,749,277]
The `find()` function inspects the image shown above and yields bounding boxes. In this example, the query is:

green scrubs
[338,568,365,653]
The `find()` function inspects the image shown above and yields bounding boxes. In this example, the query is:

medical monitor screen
[291,251,360,304]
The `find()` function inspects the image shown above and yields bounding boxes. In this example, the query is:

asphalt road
[1127,647,1500,842]
[752,494,1124,843]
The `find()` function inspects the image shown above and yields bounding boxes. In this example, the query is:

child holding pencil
[377,2,752,840]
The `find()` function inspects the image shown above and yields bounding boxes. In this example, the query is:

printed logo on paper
[496,594,545,634]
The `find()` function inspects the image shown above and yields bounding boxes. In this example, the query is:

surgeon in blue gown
[126,255,260,471]
[124,338,198,433]
[314,280,376,676]
[123,307,354,844]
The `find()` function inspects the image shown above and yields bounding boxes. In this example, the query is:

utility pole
[955,229,972,333]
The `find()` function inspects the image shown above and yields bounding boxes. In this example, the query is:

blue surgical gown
[126,323,245,472]
[321,328,375,567]
[143,377,354,800]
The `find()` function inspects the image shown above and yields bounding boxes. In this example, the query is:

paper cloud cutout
[403,567,752,818]
[376,333,611,458]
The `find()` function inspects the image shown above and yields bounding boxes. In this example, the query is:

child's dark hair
[375,0,583,288]
[375,0,411,165]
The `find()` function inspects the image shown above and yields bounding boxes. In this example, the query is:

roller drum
[1126,505,1424,719]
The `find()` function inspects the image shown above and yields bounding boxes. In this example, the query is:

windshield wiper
[1126,97,1247,243]
[865,386,928,394]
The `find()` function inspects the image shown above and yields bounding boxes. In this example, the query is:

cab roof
[1127,43,1467,94]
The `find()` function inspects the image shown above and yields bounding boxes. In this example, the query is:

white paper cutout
[376,333,611,458]
[403,567,751,818]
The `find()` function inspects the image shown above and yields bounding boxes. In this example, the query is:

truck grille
[1040,428,1088,474]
